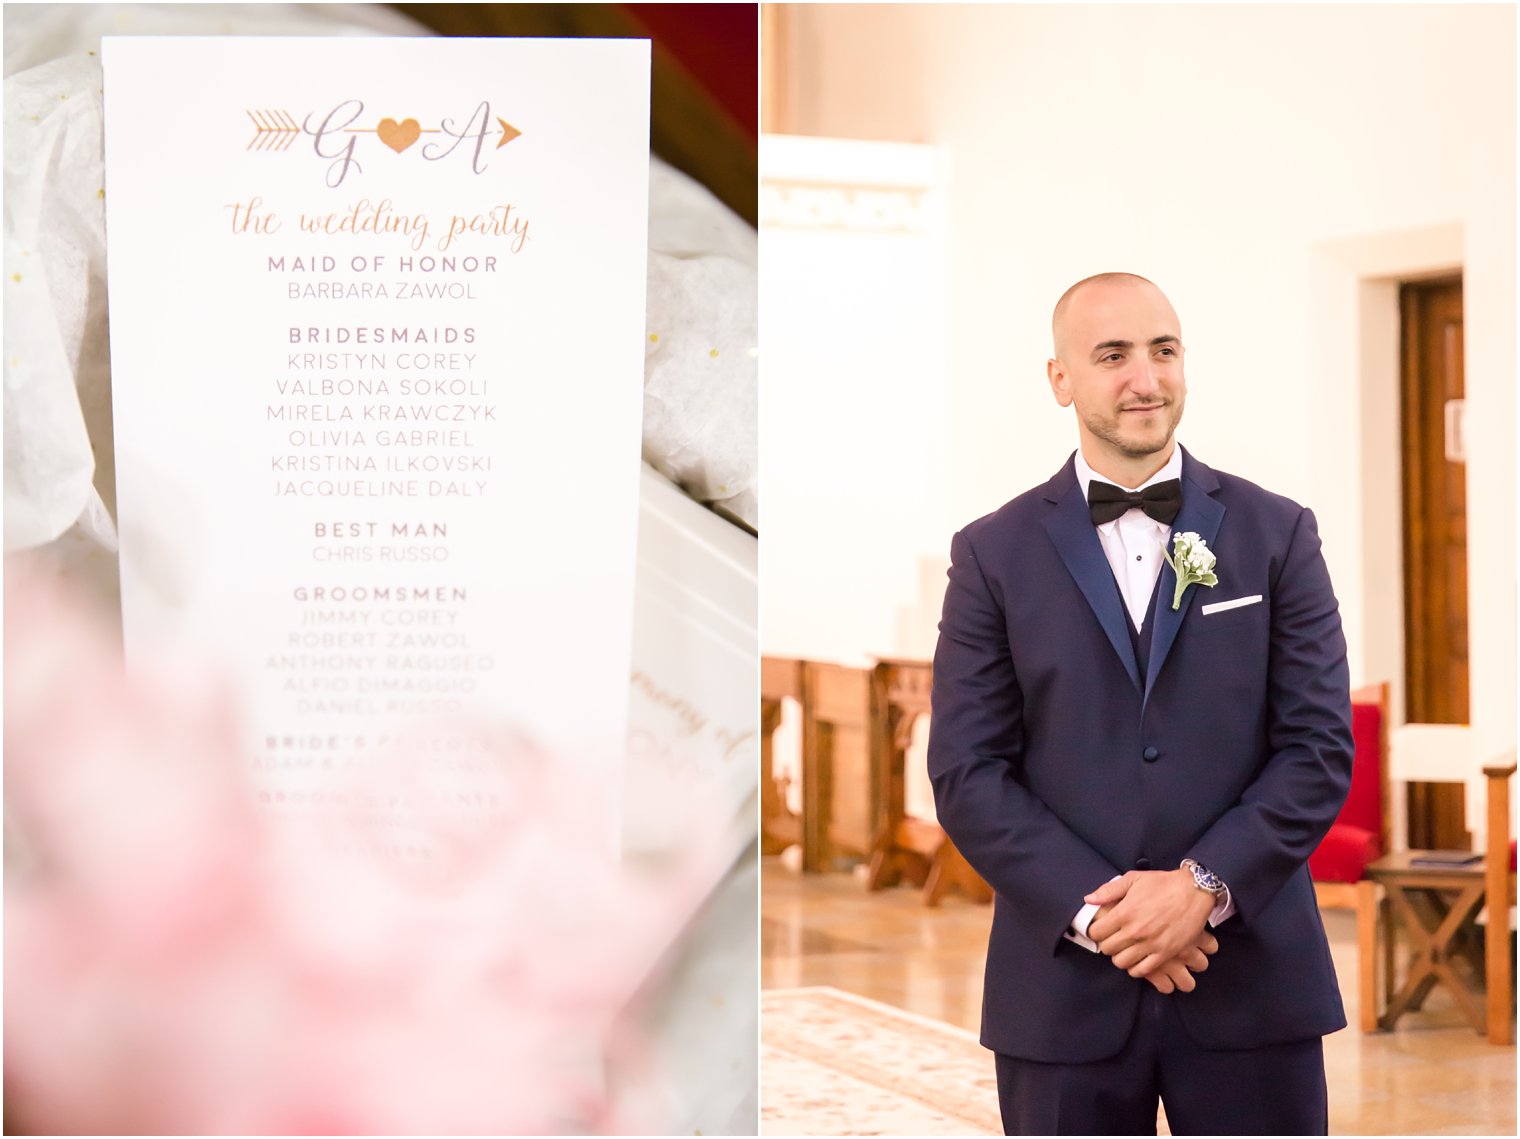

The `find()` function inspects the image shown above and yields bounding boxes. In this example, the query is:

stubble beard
[1083,398,1185,459]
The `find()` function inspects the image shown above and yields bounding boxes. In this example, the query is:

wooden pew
[866,657,991,906]
[800,661,879,871]
[760,656,804,856]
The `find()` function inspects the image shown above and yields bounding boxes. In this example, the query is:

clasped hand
[1085,869,1219,994]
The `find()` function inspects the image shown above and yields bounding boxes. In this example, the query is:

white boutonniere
[1162,531,1218,610]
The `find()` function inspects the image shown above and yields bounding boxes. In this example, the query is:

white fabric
[1066,878,1120,952]
[643,162,757,526]
[1201,594,1263,616]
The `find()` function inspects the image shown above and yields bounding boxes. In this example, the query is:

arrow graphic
[245,109,300,151]
[244,109,523,172]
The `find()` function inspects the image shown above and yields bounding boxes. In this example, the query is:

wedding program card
[102,38,651,846]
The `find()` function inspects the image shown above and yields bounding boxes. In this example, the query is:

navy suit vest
[1119,572,1162,686]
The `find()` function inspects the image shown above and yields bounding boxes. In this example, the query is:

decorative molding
[760,180,931,233]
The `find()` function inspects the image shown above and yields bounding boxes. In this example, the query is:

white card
[626,466,757,861]
[102,37,650,848]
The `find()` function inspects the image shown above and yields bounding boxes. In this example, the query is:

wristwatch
[1180,858,1228,898]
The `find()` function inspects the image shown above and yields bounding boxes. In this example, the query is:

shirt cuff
[1207,886,1235,927]
[1065,875,1122,953]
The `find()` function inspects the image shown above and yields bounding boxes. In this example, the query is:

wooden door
[1399,277,1469,848]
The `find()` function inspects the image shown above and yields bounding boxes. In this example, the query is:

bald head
[1045,271,1186,483]
[1052,272,1165,359]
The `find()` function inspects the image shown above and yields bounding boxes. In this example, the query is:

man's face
[1047,281,1186,466]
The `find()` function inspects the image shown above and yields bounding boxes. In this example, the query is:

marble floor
[761,858,1517,1136]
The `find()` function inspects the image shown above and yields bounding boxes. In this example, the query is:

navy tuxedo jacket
[928,449,1353,1063]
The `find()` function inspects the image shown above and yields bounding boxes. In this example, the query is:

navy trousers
[995,986,1328,1136]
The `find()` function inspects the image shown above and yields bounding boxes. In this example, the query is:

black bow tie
[1088,478,1182,526]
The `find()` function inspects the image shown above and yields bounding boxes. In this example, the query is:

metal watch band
[1181,857,1227,897]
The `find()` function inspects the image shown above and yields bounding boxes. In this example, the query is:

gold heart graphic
[377,117,421,153]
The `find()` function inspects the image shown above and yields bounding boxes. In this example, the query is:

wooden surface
[1399,276,1467,725]
[1368,850,1486,880]
[1356,680,1393,857]
[1318,877,1387,1033]
[1484,759,1516,1045]
[864,658,933,894]
[1320,681,1391,1031]
[1367,851,1488,1033]
[865,658,990,906]
[1407,781,1471,852]
[801,662,877,871]
[760,657,804,856]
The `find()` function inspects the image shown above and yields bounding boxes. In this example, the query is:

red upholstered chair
[1310,681,1390,1032]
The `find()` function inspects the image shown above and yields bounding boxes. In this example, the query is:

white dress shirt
[1074,446,1181,632]
[1063,445,1234,952]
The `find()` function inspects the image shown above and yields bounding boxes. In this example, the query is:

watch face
[1187,860,1225,894]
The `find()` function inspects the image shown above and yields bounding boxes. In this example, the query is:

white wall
[760,136,950,663]
[764,5,1516,794]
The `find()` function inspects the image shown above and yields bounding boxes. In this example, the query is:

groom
[928,273,1353,1135]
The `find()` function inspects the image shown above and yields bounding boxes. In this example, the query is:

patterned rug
[760,987,1002,1135]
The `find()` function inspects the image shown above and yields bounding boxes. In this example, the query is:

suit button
[1135,858,1153,871]
[1142,746,1159,762]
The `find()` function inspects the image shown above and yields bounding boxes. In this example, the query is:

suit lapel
[1040,460,1143,695]
[1144,450,1225,706]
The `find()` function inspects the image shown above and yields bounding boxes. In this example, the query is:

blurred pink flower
[4,560,721,1135]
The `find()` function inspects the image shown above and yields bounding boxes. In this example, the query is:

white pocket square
[1201,594,1263,616]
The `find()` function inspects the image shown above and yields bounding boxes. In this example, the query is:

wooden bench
[865,658,990,906]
